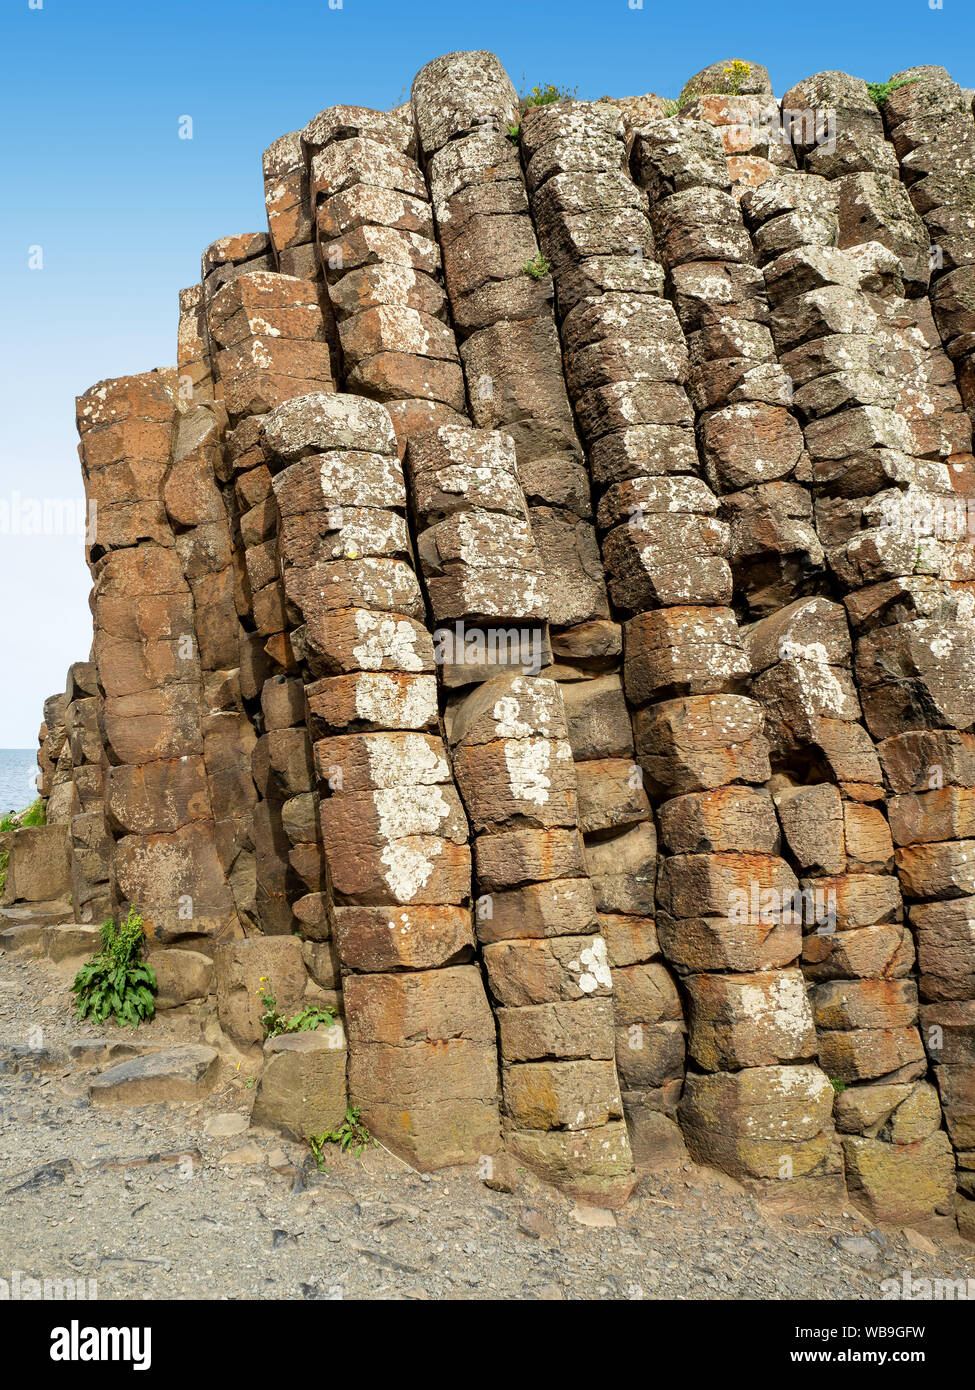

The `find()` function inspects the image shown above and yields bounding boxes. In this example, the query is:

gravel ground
[2,940,974,1302]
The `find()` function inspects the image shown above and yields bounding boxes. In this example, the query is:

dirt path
[2,941,974,1302]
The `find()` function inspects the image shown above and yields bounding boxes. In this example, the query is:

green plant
[520,82,577,113]
[506,122,520,143]
[257,979,335,1040]
[71,908,156,1027]
[522,252,551,280]
[662,93,694,116]
[309,1104,377,1167]
[866,77,919,108]
[0,849,8,896]
[0,797,46,834]
[722,59,752,96]
[830,1077,847,1095]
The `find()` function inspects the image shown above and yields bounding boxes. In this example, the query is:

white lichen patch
[351,610,426,671]
[353,673,438,729]
[380,835,442,901]
[503,737,554,806]
[363,732,449,788]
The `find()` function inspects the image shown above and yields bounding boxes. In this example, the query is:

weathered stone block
[251,1030,348,1141]
[678,1064,835,1180]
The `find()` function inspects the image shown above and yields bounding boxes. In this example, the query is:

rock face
[12,51,975,1227]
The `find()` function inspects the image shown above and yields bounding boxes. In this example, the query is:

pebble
[2,943,975,1300]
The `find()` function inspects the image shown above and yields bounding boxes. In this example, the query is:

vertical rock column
[165,397,260,944]
[77,371,238,948]
[262,130,315,283]
[177,284,215,407]
[777,84,974,1220]
[513,99,691,1160]
[202,256,338,949]
[36,691,69,804]
[515,100,827,1185]
[880,734,975,1231]
[412,54,610,634]
[303,103,468,451]
[739,111,963,1216]
[63,661,113,923]
[404,420,635,1203]
[412,66,683,1166]
[647,104,938,1216]
[40,687,75,827]
[881,71,975,421]
[261,392,501,1170]
[633,115,835,1184]
[262,128,341,373]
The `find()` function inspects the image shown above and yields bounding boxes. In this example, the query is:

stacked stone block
[511,99,687,1160]
[76,371,239,949]
[63,661,113,922]
[737,86,964,1219]
[413,52,611,634]
[12,48,975,1222]
[260,393,501,1170]
[880,71,975,418]
[514,98,829,1186]
[402,419,635,1200]
[304,103,466,452]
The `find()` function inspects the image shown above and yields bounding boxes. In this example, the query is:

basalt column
[402,420,636,1201]
[76,371,239,950]
[880,70,975,424]
[737,82,966,1219]
[635,106,940,1217]
[303,102,468,452]
[513,98,692,1162]
[410,60,680,1168]
[62,661,113,924]
[201,249,338,958]
[779,76,975,1222]
[412,52,610,634]
[512,98,829,1187]
[260,392,502,1170]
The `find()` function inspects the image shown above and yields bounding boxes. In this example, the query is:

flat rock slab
[0,903,74,933]
[0,923,48,951]
[68,1040,164,1065]
[43,925,103,962]
[0,1043,66,1075]
[203,1112,250,1138]
[89,1046,219,1107]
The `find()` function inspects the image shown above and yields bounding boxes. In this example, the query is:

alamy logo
[0,1270,97,1300]
[881,1269,975,1300]
[49,1320,151,1370]
[433,622,543,676]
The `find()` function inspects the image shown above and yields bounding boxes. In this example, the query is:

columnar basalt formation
[770,71,975,1219]
[641,106,940,1215]
[619,111,838,1188]
[405,422,635,1202]
[8,52,975,1234]
[879,71,975,420]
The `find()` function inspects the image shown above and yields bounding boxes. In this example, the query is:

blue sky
[1,0,972,749]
